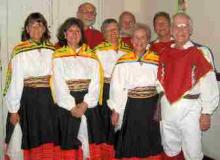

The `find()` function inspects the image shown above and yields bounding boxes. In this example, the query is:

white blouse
[96,48,128,78]
[5,48,53,113]
[52,55,100,111]
[107,58,158,130]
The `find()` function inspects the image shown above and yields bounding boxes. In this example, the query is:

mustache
[120,28,133,36]
[83,19,96,26]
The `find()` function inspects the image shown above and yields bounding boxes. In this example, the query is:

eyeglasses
[80,11,96,16]
[28,22,44,29]
[173,23,190,32]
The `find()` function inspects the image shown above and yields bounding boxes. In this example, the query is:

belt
[128,86,157,99]
[104,77,111,84]
[66,79,90,91]
[24,75,50,88]
[183,94,200,99]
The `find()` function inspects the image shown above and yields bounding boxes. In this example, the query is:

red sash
[158,46,212,103]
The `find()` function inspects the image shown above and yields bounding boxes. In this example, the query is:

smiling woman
[4,12,56,160]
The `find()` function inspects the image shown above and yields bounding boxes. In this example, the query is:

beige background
[0,0,220,159]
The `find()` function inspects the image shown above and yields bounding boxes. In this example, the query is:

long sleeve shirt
[4,41,54,113]
[95,41,131,79]
[158,41,219,115]
[52,45,101,111]
[107,50,159,129]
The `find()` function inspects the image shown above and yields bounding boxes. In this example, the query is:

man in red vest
[118,11,136,47]
[77,2,104,49]
[150,11,174,54]
[158,12,219,160]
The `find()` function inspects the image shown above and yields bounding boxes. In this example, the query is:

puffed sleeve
[107,64,127,113]
[198,46,219,114]
[5,55,24,113]
[83,60,100,108]
[200,71,219,114]
[52,58,76,110]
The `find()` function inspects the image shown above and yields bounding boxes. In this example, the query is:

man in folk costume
[158,12,219,160]
[108,23,163,159]
[150,11,174,54]
[77,2,104,49]
[55,3,103,50]
[118,11,136,48]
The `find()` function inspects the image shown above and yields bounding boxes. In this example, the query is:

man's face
[154,16,170,38]
[119,14,135,35]
[78,4,96,27]
[172,15,191,46]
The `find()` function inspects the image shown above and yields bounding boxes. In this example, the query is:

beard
[83,19,96,27]
[120,27,133,37]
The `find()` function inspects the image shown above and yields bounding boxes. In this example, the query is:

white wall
[187,1,220,71]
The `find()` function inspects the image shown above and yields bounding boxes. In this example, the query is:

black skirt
[5,87,57,149]
[115,94,163,158]
[55,90,105,150]
[99,83,115,145]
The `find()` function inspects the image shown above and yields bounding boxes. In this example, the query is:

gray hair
[119,11,136,25]
[172,12,193,34]
[101,18,119,34]
[132,23,151,41]
[77,2,96,13]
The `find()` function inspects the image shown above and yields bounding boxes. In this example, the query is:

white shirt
[107,51,158,130]
[52,53,100,111]
[5,48,53,113]
[160,41,219,117]
[95,42,130,78]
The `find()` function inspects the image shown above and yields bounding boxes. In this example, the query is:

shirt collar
[171,40,194,49]
[154,37,174,43]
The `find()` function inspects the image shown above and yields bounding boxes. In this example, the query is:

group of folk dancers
[3,2,219,160]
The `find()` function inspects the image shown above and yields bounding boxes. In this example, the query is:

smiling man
[158,12,219,160]
[77,2,104,49]
[150,11,174,54]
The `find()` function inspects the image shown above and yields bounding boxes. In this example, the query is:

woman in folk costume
[108,23,163,160]
[52,17,105,160]
[4,12,56,160]
[94,18,131,158]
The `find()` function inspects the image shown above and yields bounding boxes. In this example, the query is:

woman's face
[131,29,148,53]
[103,23,119,44]
[65,25,81,48]
[26,21,45,42]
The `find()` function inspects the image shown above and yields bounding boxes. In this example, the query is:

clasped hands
[70,102,88,118]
